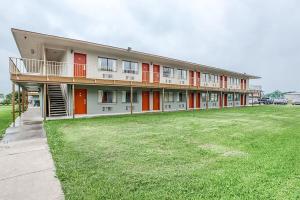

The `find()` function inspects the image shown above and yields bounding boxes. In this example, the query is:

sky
[1,0,300,94]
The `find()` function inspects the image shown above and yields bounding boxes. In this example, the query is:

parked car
[273,98,288,105]
[292,99,300,105]
[258,97,273,105]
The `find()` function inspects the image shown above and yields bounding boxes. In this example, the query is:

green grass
[45,106,300,199]
[0,106,12,139]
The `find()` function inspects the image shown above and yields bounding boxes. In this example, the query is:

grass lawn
[45,106,300,199]
[0,106,12,139]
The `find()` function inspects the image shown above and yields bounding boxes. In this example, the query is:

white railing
[9,57,87,77]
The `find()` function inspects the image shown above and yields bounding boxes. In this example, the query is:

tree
[265,90,284,99]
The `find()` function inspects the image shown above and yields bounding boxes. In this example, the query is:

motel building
[9,28,260,120]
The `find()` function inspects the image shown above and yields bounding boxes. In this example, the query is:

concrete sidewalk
[0,107,64,200]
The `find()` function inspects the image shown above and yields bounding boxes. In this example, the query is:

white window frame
[98,57,117,72]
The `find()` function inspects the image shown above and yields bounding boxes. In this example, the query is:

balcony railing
[9,57,86,78]
[9,57,251,91]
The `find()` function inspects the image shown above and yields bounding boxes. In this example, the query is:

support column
[130,86,133,114]
[186,90,188,111]
[12,82,15,127]
[22,88,25,113]
[233,92,235,108]
[162,88,165,112]
[220,91,223,109]
[206,90,209,110]
[43,84,47,121]
[18,85,21,118]
[72,84,75,119]
[25,90,28,110]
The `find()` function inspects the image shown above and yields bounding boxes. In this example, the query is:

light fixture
[30,49,35,54]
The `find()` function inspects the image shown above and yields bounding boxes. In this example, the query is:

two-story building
[9,28,260,119]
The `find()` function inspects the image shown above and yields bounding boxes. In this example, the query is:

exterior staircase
[47,84,67,117]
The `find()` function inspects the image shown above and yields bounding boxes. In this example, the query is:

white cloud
[1,0,300,94]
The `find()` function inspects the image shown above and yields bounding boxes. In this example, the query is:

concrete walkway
[0,107,64,200]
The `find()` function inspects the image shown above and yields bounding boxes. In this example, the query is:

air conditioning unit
[125,106,134,111]
[102,107,112,111]
[126,76,134,80]
[102,74,113,79]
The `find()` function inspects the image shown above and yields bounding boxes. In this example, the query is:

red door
[240,94,244,106]
[196,72,200,87]
[196,92,200,108]
[153,64,160,83]
[220,76,223,88]
[189,71,194,86]
[219,93,223,107]
[142,91,150,111]
[75,89,87,114]
[153,91,160,110]
[189,92,194,108]
[142,63,150,83]
[224,76,227,88]
[241,79,244,90]
[224,94,228,107]
[74,53,86,77]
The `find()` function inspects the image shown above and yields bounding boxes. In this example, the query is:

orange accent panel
[142,91,150,111]
[74,53,86,77]
[153,91,160,110]
[75,89,87,114]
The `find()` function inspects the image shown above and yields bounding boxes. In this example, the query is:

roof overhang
[12,28,260,79]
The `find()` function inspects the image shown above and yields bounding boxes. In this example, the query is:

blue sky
[1,0,300,94]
